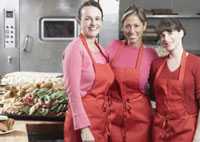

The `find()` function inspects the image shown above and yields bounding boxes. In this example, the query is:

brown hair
[78,0,103,21]
[157,18,186,36]
[121,4,147,26]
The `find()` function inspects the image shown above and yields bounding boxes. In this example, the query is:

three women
[63,1,200,142]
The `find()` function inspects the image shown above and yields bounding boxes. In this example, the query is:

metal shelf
[147,14,200,19]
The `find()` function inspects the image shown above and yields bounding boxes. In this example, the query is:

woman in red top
[150,18,200,142]
[63,1,114,142]
[106,5,157,142]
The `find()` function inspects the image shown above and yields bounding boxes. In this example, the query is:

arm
[148,61,156,108]
[148,58,162,108]
[148,57,159,100]
[193,57,200,142]
[146,47,159,98]
[63,44,90,130]
[193,112,200,142]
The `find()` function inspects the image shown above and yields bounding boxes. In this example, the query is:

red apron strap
[179,51,187,82]
[80,34,95,63]
[95,41,109,63]
[154,59,166,81]
[110,41,125,65]
[135,45,144,71]
[80,34,108,63]
[110,41,144,70]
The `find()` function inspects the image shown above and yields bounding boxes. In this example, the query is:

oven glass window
[41,18,77,40]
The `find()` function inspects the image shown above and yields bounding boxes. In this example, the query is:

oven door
[19,0,81,72]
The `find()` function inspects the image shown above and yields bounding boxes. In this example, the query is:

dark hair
[78,0,103,21]
[157,18,186,36]
[121,4,147,26]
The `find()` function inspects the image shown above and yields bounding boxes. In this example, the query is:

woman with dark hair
[150,18,200,142]
[106,5,158,142]
[63,0,114,142]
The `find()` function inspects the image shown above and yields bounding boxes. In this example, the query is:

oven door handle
[23,35,33,52]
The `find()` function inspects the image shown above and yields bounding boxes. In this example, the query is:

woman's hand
[81,127,95,142]
[193,138,200,142]
[193,110,200,142]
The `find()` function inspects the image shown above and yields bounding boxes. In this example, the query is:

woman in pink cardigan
[63,1,114,142]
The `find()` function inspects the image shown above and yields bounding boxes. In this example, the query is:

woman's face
[160,30,183,52]
[122,14,146,46]
[80,6,102,39]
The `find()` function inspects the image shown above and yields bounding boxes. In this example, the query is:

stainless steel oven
[0,0,82,73]
[0,0,119,73]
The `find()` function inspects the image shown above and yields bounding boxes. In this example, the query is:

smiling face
[122,14,147,46]
[160,30,184,52]
[79,6,102,39]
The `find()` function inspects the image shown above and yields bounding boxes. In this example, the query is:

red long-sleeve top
[150,53,200,113]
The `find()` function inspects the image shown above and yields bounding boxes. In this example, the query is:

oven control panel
[4,9,16,48]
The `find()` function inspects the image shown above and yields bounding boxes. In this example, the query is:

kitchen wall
[120,0,200,15]
[99,0,119,47]
[119,0,200,54]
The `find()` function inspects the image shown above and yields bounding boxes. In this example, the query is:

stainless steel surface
[23,35,33,52]
[0,0,82,73]
[0,0,119,73]
[19,0,81,72]
[99,0,119,47]
[0,0,19,73]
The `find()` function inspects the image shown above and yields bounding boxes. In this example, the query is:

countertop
[0,120,64,142]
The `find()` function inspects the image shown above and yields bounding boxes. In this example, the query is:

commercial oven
[0,0,82,73]
[0,0,119,74]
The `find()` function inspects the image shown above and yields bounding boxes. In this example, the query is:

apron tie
[107,92,113,142]
[121,95,133,142]
[125,98,132,114]
[160,118,175,140]
[102,92,112,140]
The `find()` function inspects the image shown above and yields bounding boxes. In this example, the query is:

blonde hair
[121,4,147,26]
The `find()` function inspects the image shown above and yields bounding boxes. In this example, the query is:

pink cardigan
[62,37,107,130]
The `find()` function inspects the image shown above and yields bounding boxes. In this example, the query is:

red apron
[64,34,114,142]
[109,44,152,142]
[153,51,197,142]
